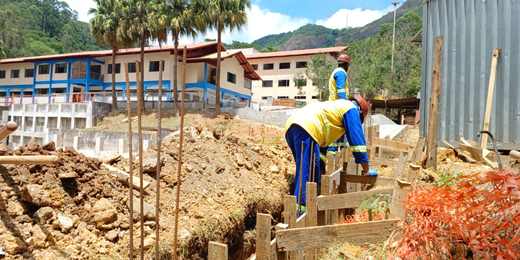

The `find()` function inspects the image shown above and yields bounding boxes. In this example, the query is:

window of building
[262,80,273,87]
[55,63,67,74]
[261,96,271,100]
[278,79,289,87]
[263,63,274,70]
[227,72,236,84]
[11,69,20,78]
[149,61,165,72]
[294,79,307,87]
[128,62,136,73]
[279,62,290,69]
[295,96,306,100]
[25,69,34,78]
[36,89,48,94]
[312,96,319,99]
[38,64,50,75]
[251,64,258,70]
[107,63,121,74]
[0,70,6,79]
[278,96,289,99]
[296,61,307,68]
[244,79,252,89]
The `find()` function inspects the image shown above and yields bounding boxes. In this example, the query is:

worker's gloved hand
[363,168,379,177]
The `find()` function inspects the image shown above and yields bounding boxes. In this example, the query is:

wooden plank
[256,213,271,260]
[305,182,317,259]
[443,141,477,163]
[426,36,443,169]
[412,136,426,163]
[316,188,394,211]
[407,164,421,184]
[459,144,483,162]
[208,241,228,260]
[481,48,501,148]
[326,154,334,175]
[347,158,358,193]
[103,164,151,190]
[0,155,60,165]
[284,195,297,260]
[389,180,412,219]
[296,213,306,228]
[394,150,408,178]
[369,159,399,167]
[335,148,342,171]
[276,219,399,251]
[342,173,396,187]
[372,137,409,152]
[329,168,341,189]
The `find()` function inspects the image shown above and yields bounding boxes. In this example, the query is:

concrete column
[95,137,104,155]
[57,104,62,129]
[143,140,150,151]
[2,111,9,122]
[70,104,76,129]
[53,134,62,147]
[118,138,128,154]
[86,102,93,128]
[43,104,49,131]
[73,136,81,150]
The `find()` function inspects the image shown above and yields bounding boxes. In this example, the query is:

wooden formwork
[210,136,419,260]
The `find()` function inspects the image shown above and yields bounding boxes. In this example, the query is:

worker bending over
[328,54,350,156]
[285,97,379,207]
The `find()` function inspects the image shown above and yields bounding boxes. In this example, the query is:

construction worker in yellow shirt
[284,97,379,209]
[328,54,350,157]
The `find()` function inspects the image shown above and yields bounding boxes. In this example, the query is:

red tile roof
[186,50,261,81]
[244,46,348,60]
[0,42,225,64]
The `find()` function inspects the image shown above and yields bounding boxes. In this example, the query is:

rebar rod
[173,46,187,260]
[155,59,163,259]
[124,62,134,259]
[135,60,144,260]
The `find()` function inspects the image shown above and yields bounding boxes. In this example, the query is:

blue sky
[64,0,403,44]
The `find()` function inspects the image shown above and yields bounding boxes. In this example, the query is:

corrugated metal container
[420,0,520,149]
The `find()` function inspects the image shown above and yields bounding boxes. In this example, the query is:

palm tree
[89,0,129,115]
[155,0,201,116]
[118,0,166,111]
[196,0,250,115]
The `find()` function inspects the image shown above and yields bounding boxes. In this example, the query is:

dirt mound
[0,115,294,259]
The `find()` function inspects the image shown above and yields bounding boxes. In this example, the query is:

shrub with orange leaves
[388,169,520,259]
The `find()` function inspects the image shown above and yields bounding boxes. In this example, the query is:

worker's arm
[342,109,369,164]
[334,70,348,100]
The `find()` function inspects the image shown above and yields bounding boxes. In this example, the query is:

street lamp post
[391,1,399,72]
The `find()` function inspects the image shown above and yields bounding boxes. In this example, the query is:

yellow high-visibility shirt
[285,99,357,148]
[328,68,349,101]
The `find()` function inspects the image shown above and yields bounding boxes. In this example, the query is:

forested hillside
[241,0,422,51]
[0,0,102,59]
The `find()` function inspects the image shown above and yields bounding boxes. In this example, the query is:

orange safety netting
[389,169,520,260]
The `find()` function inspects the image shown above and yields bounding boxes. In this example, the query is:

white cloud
[316,5,396,29]
[64,0,96,23]
[187,4,312,44]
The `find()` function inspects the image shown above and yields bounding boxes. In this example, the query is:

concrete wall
[0,62,34,87]
[47,128,171,157]
[6,101,112,149]
[235,107,297,128]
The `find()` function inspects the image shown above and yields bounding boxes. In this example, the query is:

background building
[245,47,347,105]
[0,42,260,107]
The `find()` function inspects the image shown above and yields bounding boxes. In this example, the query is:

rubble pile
[0,115,294,259]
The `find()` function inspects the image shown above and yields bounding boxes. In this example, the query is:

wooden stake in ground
[480,49,501,148]
[426,36,443,169]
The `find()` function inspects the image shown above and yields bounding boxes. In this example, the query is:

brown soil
[0,113,294,259]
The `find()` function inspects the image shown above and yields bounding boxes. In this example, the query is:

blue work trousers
[285,124,327,206]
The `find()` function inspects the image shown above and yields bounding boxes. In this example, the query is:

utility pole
[391,2,399,72]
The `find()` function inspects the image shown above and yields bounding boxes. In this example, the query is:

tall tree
[304,53,337,101]
[155,0,201,116]
[89,0,129,115]
[197,0,250,115]
[119,0,166,111]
